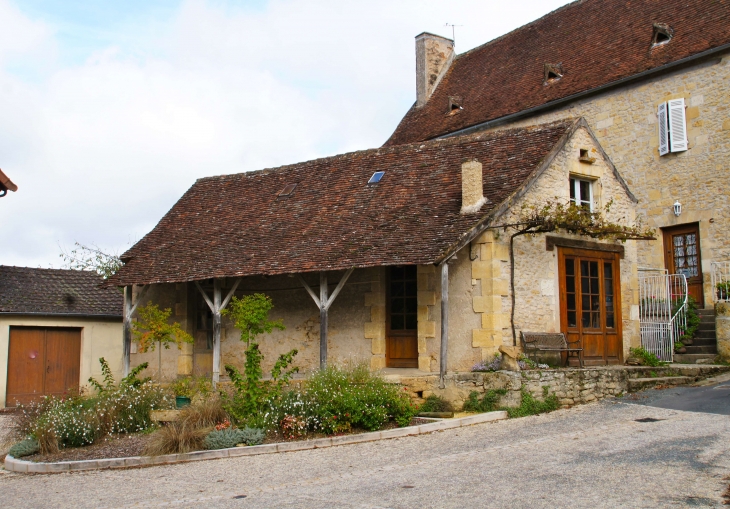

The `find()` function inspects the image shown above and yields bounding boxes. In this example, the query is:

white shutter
[668,98,688,152]
[658,102,669,156]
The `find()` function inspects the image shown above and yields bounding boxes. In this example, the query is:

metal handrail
[711,261,730,302]
[639,273,688,362]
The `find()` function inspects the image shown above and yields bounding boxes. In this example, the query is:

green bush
[506,388,560,418]
[8,438,40,458]
[204,427,265,450]
[15,360,171,454]
[419,395,454,413]
[629,347,666,367]
[265,363,418,435]
[462,389,507,413]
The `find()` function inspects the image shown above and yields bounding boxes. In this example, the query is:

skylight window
[543,63,563,85]
[278,183,297,197]
[368,171,385,184]
[652,23,673,47]
[448,96,463,114]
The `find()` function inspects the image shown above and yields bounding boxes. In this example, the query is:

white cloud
[0,0,569,268]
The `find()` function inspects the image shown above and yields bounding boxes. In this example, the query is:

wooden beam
[221,278,242,310]
[323,268,354,311]
[194,281,215,312]
[439,262,449,389]
[319,272,328,369]
[123,286,133,377]
[212,279,222,386]
[296,274,321,308]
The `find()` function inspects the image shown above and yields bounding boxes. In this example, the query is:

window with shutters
[658,98,688,156]
[570,177,593,211]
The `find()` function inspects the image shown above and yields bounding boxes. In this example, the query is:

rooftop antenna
[445,23,463,45]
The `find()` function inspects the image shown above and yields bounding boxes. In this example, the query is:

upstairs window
[658,98,688,155]
[570,177,593,211]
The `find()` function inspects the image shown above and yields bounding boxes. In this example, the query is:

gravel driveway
[1,399,729,508]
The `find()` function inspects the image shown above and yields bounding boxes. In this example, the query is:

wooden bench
[520,332,583,368]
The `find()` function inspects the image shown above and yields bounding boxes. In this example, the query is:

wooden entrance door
[559,248,623,366]
[663,224,704,307]
[386,266,418,368]
[6,327,81,406]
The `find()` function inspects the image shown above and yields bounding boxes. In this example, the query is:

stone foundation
[393,365,730,409]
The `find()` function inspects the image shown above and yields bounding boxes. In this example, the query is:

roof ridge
[197,118,578,183]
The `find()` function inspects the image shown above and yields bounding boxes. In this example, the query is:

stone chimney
[461,160,486,214]
[415,32,455,108]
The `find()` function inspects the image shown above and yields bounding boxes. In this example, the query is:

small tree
[132,303,194,379]
[221,294,297,424]
[59,242,123,279]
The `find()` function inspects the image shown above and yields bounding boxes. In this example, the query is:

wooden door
[559,248,623,366]
[6,327,81,406]
[663,224,704,307]
[386,266,418,368]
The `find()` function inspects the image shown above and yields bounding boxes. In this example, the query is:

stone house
[110,118,643,382]
[386,0,730,320]
[0,266,123,407]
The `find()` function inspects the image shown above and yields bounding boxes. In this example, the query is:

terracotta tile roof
[0,168,17,194]
[0,266,123,317]
[110,120,577,285]
[385,0,730,146]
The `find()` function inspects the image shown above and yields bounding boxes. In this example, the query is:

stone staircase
[673,308,718,364]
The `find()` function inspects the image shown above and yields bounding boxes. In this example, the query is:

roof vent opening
[652,23,673,47]
[368,171,385,185]
[448,96,463,114]
[278,183,297,197]
[543,63,563,85]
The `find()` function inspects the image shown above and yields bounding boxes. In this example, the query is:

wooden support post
[123,286,133,377]
[212,278,222,386]
[319,272,328,369]
[439,262,449,389]
[122,284,149,377]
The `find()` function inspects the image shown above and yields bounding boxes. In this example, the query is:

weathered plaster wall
[493,52,730,306]
[470,125,641,360]
[0,316,123,407]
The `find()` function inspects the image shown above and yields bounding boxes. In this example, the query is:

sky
[0,0,570,268]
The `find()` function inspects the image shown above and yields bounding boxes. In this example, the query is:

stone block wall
[496,52,730,306]
[716,301,730,361]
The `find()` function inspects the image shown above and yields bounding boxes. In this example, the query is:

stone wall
[469,125,641,361]
[490,52,730,306]
[397,365,730,409]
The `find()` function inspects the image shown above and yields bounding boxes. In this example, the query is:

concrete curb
[3,411,508,474]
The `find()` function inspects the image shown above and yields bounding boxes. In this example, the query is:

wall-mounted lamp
[673,200,682,217]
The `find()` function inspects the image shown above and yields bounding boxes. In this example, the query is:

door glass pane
[565,258,577,328]
[604,262,615,329]
[581,261,601,329]
[672,233,699,278]
[390,266,418,331]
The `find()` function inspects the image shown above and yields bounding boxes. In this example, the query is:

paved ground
[624,373,730,415]
[1,396,729,509]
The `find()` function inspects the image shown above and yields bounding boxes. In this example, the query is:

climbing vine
[488,200,655,345]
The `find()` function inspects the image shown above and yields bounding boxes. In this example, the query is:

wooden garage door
[6,327,81,406]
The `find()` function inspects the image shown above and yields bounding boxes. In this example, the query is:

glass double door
[558,248,623,366]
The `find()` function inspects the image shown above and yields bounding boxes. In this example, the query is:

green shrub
[8,438,39,458]
[204,427,264,450]
[462,389,507,413]
[506,387,560,418]
[629,347,666,367]
[265,363,418,435]
[419,395,453,413]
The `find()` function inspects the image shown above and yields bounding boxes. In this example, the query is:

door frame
[385,266,418,368]
[662,222,704,307]
[558,247,623,366]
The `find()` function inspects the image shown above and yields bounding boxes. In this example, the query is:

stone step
[696,323,716,331]
[672,353,718,364]
[683,345,718,354]
[687,338,717,346]
[694,331,716,339]
[628,376,692,392]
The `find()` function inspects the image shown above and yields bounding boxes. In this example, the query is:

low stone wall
[395,365,730,409]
